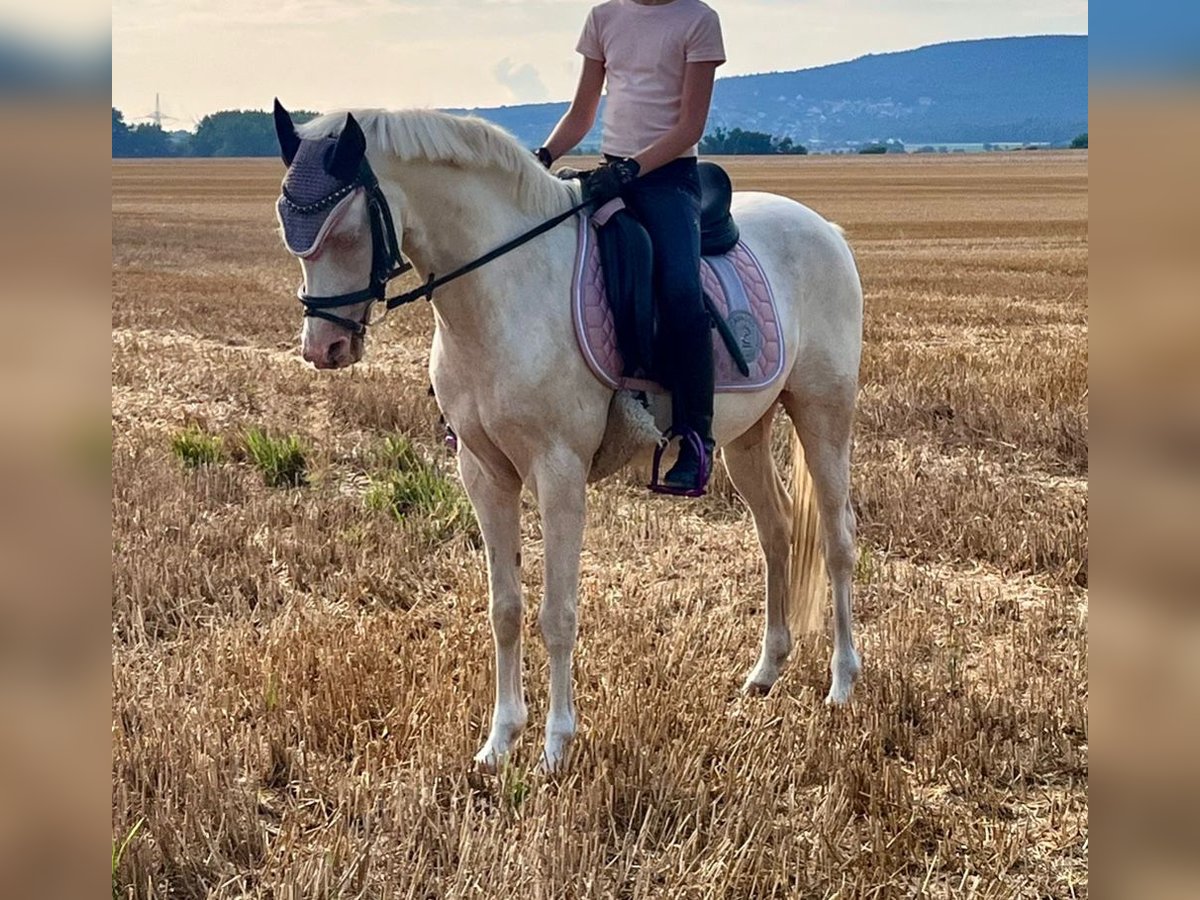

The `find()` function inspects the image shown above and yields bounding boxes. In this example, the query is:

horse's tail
[787,431,827,636]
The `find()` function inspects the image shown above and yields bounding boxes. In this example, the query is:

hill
[454,35,1087,149]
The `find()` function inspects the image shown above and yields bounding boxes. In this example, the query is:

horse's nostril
[328,338,348,362]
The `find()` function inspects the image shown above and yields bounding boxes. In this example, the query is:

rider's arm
[541,57,606,162]
[630,61,719,175]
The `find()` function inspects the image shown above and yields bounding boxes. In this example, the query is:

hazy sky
[111,0,1087,128]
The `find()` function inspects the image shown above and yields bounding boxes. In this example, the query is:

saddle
[697,161,741,256]
[573,161,784,395]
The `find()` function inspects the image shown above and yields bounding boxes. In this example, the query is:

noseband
[286,159,592,336]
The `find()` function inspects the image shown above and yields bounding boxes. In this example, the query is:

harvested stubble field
[112,152,1088,898]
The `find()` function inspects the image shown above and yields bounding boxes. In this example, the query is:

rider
[535,0,725,494]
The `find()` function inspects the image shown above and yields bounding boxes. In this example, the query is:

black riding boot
[662,320,715,493]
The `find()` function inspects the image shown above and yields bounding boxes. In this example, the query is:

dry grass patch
[859,334,1088,474]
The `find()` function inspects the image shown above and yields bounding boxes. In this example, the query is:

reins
[292,159,590,334]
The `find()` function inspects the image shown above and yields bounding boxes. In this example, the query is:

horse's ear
[273,98,300,167]
[328,113,366,182]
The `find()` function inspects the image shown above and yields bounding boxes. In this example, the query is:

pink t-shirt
[577,0,726,158]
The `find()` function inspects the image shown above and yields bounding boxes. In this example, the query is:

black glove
[583,157,640,206]
[533,146,553,169]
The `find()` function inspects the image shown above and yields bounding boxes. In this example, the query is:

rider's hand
[583,158,640,206]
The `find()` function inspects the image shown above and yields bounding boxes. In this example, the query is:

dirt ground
[112,151,1088,898]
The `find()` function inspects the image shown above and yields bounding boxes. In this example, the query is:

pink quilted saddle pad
[571,214,785,394]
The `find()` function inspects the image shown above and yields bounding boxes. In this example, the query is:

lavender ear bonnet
[276,138,361,258]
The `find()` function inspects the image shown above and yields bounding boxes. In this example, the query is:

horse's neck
[379,158,541,335]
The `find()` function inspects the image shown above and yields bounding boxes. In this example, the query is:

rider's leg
[623,159,714,492]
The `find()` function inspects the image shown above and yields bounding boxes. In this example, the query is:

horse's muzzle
[302,330,362,369]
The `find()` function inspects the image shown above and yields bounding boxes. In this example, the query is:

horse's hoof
[473,754,499,775]
[825,650,862,706]
[742,679,773,697]
[824,686,853,706]
[539,735,574,774]
[742,662,781,695]
[824,673,858,705]
[473,744,510,775]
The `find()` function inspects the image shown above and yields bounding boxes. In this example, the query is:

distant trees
[112,108,175,158]
[1070,132,1088,149]
[111,107,321,158]
[190,109,320,157]
[858,139,905,154]
[700,127,807,155]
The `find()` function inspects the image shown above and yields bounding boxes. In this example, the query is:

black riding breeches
[617,156,710,387]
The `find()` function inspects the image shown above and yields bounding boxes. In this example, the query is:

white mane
[298,108,575,217]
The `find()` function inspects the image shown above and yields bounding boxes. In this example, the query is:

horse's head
[274,100,377,369]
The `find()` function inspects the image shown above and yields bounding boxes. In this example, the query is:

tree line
[113,107,320,158]
[699,127,807,155]
[113,108,1086,159]
[114,108,809,159]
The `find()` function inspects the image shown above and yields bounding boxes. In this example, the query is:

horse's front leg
[531,453,588,771]
[459,448,527,771]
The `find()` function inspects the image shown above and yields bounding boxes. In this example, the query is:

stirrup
[649,429,711,498]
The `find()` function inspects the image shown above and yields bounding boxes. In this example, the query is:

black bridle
[288,159,591,335]
[285,160,411,334]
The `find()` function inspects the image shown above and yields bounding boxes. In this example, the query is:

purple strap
[590,198,626,228]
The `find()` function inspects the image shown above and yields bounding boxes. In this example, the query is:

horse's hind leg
[724,408,794,694]
[781,385,862,704]
[459,449,528,771]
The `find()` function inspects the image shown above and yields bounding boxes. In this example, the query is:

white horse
[276,107,863,771]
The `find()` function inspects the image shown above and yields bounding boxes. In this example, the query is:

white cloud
[492,57,550,103]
